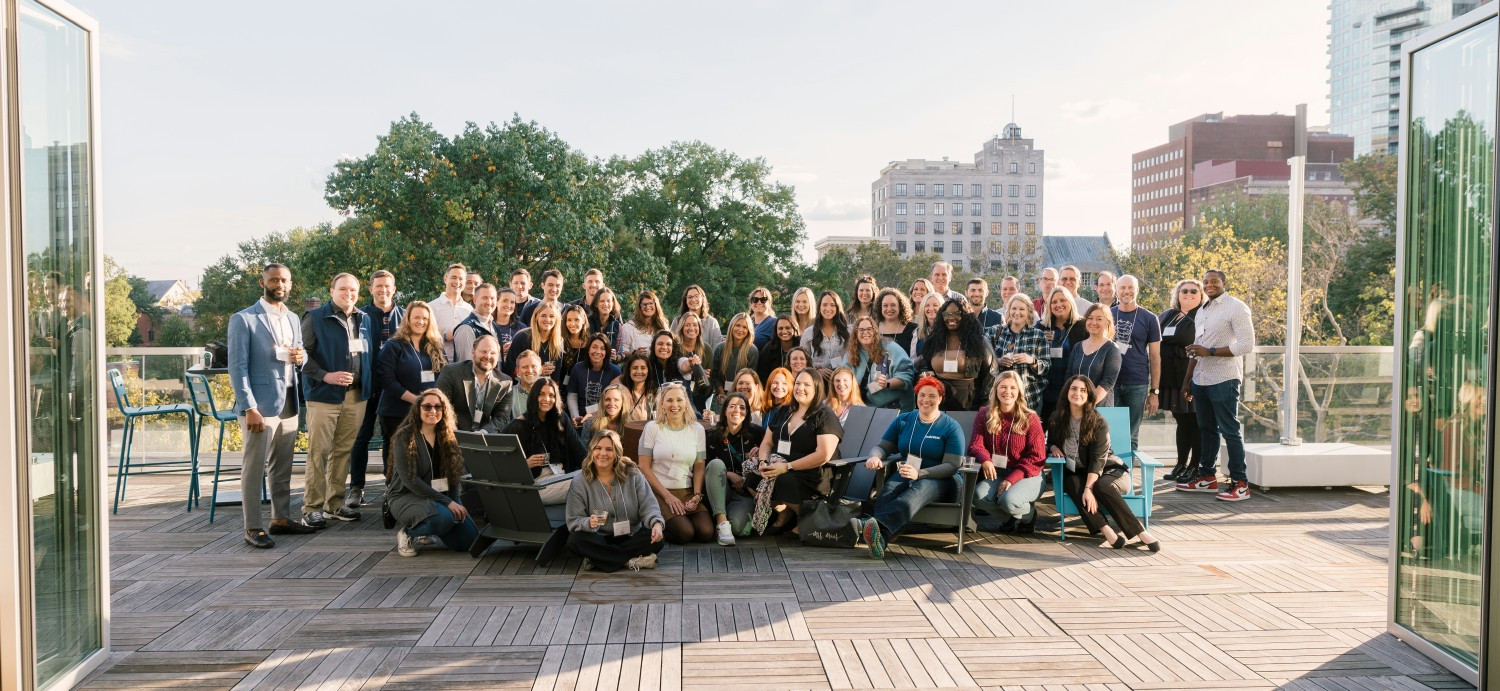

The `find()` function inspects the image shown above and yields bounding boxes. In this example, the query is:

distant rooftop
[1042,234,1117,275]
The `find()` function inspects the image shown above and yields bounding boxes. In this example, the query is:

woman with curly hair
[874,287,918,357]
[387,389,476,557]
[918,297,995,410]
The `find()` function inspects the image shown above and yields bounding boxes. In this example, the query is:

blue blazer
[228,301,304,417]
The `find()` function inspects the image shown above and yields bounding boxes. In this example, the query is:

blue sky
[87,1,1330,282]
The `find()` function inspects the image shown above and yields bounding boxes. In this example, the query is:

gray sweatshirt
[564,467,665,534]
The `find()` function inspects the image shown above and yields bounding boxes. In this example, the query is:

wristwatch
[1150,388,1160,395]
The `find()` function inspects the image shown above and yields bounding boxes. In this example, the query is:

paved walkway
[84,455,1472,690]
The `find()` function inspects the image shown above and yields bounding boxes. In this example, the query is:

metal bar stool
[186,372,264,523]
[108,368,198,514]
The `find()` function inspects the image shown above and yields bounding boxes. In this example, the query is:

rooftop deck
[84,456,1471,690]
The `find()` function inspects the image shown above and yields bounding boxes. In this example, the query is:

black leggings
[1173,411,1201,468]
[379,416,406,479]
[1062,471,1145,538]
[567,527,664,572]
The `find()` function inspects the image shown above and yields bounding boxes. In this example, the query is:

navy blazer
[228,301,303,417]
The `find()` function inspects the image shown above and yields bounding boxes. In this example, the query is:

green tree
[193,229,310,342]
[102,256,138,347]
[610,141,805,310]
[153,315,196,347]
[1341,152,1397,232]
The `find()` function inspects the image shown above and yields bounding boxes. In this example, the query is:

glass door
[15,0,103,686]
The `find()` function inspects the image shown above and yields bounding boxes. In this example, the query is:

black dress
[1157,307,1199,414]
[764,404,843,503]
[502,414,587,474]
[882,322,919,359]
[756,341,796,383]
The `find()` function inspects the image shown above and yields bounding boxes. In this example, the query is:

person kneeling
[566,430,666,572]
[856,377,966,559]
[388,389,479,557]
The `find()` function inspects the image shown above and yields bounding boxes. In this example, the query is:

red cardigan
[967,406,1046,486]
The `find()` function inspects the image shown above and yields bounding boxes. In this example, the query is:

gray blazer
[387,431,460,528]
[228,300,303,417]
[435,361,514,433]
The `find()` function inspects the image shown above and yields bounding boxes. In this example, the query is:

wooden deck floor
[83,456,1473,690]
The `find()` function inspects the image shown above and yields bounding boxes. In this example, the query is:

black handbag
[798,498,858,548]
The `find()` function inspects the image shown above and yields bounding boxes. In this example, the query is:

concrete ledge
[1244,442,1390,488]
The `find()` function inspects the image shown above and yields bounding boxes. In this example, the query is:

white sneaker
[625,553,658,571]
[716,521,736,546]
[395,529,417,557]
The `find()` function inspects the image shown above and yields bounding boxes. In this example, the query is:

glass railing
[1138,345,1393,451]
[103,347,205,456]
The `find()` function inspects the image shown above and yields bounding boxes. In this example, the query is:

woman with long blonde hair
[826,367,866,422]
[564,430,666,572]
[711,313,759,397]
[788,287,817,334]
[376,300,448,464]
[504,300,565,378]
[638,383,713,543]
[968,371,1047,534]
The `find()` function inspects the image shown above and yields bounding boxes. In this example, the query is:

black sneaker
[345,487,365,509]
[996,517,1017,534]
[244,529,275,548]
[302,511,329,529]
[1015,518,1036,535]
[328,506,361,522]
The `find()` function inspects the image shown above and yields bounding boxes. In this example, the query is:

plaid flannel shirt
[988,323,1052,406]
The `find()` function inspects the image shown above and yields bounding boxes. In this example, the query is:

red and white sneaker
[1215,481,1251,502]
[1176,475,1219,492]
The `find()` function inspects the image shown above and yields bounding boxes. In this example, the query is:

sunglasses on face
[419,403,444,412]
[750,296,768,303]
[1181,289,1199,294]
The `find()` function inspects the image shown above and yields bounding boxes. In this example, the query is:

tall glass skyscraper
[1329,0,1482,155]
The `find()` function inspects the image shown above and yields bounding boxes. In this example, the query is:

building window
[896,183,907,196]
[915,203,925,215]
[914,241,926,253]
[1009,203,1019,215]
[933,221,945,234]
[915,222,926,234]
[992,185,1002,196]
[971,222,981,234]
[933,203,944,216]
[990,240,1004,253]
[1025,204,1036,216]
[990,162,999,173]
[895,241,907,253]
[1025,222,1036,235]
[990,222,1002,235]
[971,203,982,215]
[1008,161,1019,173]
[1025,185,1036,197]
[915,184,926,197]
[933,241,944,253]
[970,240,981,254]
[991,203,1003,215]
[952,202,963,216]
[934,184,945,197]
[896,203,907,215]
[895,222,907,234]
[1028,162,1037,173]
[970,184,981,197]
[1008,222,1018,235]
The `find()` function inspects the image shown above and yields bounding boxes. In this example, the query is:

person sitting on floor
[855,376,966,558]
[638,383,714,544]
[387,388,478,557]
[564,430,666,572]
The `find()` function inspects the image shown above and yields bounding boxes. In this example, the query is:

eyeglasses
[419,403,444,412]
[856,327,876,333]
[1180,289,1200,294]
[942,312,963,320]
[750,296,768,304]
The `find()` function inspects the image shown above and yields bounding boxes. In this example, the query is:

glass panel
[1394,17,1497,670]
[18,0,102,685]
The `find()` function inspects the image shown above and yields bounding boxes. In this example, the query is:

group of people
[226,258,1255,570]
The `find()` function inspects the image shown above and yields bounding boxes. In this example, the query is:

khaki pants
[304,390,367,514]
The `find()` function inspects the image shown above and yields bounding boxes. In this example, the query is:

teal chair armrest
[1045,457,1065,467]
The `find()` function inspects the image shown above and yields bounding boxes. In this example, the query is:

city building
[133,279,198,346]
[872,123,1045,276]
[1040,234,1117,291]
[1,1,108,689]
[1185,135,1360,226]
[1329,0,1484,156]
[812,235,878,261]
[1392,6,1497,684]
[1130,113,1351,252]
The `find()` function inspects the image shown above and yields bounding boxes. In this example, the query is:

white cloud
[772,164,819,184]
[801,195,867,221]
[1059,98,1141,124]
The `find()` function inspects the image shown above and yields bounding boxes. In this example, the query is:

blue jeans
[1193,379,1246,482]
[405,501,479,551]
[1116,384,1149,452]
[871,473,959,536]
[974,473,1043,522]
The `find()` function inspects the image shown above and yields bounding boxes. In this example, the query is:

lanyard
[905,414,937,462]
[1082,341,1105,378]
[993,412,1014,457]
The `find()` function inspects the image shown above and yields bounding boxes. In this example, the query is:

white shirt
[1192,292,1254,386]
[639,420,706,490]
[430,293,473,360]
[258,297,296,378]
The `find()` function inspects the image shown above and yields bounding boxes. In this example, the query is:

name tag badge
[549,463,564,476]
[420,370,435,383]
[472,409,484,425]
[1114,341,1128,353]
[612,520,630,537]
[867,381,883,395]
[777,440,792,455]
[943,359,958,373]
[1162,326,1177,337]
[586,403,599,415]
[563,375,570,387]
[996,454,1009,469]
[1050,347,1064,359]
[904,454,922,468]
[348,339,366,354]
[274,346,290,363]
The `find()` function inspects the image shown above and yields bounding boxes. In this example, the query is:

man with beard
[228,263,315,548]
[437,334,515,433]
